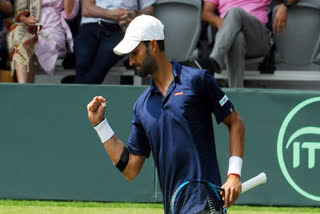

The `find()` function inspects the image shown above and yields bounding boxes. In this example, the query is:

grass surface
[0,200,318,214]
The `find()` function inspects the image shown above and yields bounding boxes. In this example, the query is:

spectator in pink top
[7,0,79,83]
[200,0,270,88]
[34,0,80,75]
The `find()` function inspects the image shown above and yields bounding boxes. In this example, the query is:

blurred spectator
[62,0,82,70]
[0,0,13,69]
[7,0,79,83]
[73,0,156,84]
[200,0,271,88]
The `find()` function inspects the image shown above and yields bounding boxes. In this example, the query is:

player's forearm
[223,111,244,178]
[229,118,244,157]
[0,0,13,17]
[103,135,126,166]
[225,111,244,157]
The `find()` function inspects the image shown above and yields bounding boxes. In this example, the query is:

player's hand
[221,175,241,209]
[87,96,106,126]
[273,4,288,35]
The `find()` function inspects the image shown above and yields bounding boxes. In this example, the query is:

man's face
[129,42,157,77]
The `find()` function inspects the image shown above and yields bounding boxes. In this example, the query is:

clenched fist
[87,96,107,126]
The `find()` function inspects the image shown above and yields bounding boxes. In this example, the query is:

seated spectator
[0,0,13,69]
[7,0,79,83]
[73,0,156,84]
[200,0,271,88]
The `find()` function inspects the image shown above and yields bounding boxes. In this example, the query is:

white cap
[113,15,165,56]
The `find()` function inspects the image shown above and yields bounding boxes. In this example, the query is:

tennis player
[87,15,244,214]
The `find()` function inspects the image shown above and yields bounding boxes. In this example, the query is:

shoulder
[180,65,207,87]
[180,64,222,95]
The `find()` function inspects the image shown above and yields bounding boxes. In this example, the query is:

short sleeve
[198,71,234,124]
[139,0,156,10]
[127,107,151,158]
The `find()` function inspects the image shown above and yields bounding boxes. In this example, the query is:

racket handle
[241,172,267,193]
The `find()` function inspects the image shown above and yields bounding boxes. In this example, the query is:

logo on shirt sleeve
[219,95,228,106]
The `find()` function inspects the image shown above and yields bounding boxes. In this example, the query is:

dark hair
[143,40,165,51]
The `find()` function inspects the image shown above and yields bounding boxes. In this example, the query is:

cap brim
[113,38,140,56]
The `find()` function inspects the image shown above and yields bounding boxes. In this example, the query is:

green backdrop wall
[0,84,319,207]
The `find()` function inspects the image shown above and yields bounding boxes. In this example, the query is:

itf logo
[277,97,320,201]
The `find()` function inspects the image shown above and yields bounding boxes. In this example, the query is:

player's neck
[152,56,173,96]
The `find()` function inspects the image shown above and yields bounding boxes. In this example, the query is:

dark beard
[135,49,157,77]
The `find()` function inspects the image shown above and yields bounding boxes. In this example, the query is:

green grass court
[0,200,318,214]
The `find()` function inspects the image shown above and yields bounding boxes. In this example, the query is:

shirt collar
[171,60,182,80]
[150,60,181,93]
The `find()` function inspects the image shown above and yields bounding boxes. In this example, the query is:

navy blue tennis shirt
[127,61,234,213]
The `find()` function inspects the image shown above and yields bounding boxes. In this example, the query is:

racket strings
[207,196,216,214]
[171,182,224,214]
[205,194,224,214]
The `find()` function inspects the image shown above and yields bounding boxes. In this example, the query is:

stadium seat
[273,0,320,70]
[153,0,202,62]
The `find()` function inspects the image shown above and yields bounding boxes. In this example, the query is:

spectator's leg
[210,7,269,68]
[226,32,246,88]
[245,18,269,59]
[81,32,123,84]
[15,55,35,83]
[74,24,100,83]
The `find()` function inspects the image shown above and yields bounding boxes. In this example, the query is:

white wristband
[94,118,114,143]
[227,156,243,177]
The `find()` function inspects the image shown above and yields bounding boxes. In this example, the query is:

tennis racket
[170,172,267,214]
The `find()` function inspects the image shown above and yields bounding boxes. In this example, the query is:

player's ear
[150,39,158,52]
